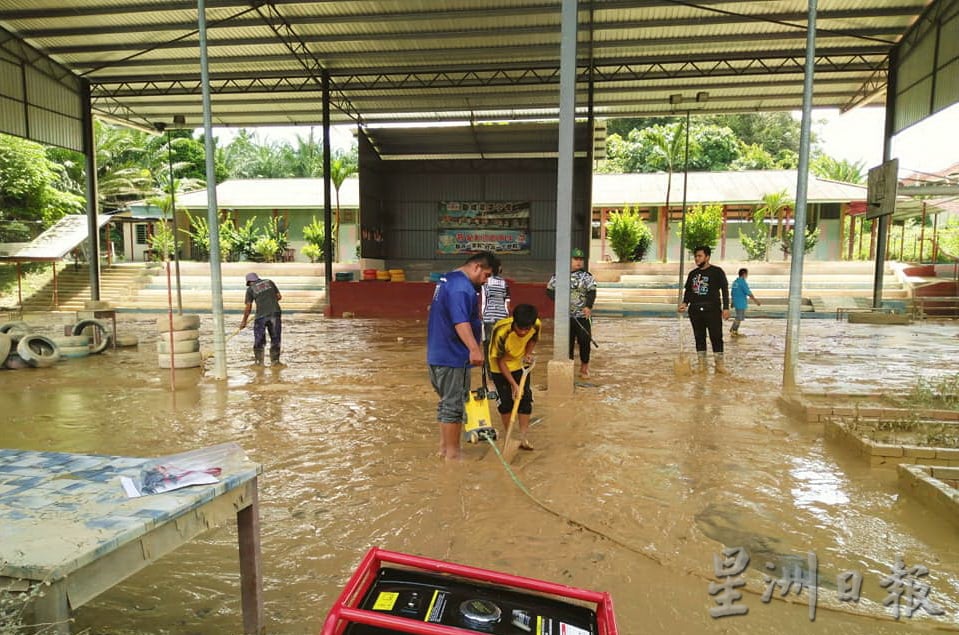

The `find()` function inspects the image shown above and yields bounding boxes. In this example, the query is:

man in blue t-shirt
[427,251,499,460]
[730,267,761,337]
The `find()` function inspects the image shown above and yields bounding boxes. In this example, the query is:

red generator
[321,547,618,635]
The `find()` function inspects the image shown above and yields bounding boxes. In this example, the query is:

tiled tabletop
[0,444,261,581]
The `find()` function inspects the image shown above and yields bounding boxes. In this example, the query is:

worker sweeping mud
[239,272,283,366]
[487,304,541,451]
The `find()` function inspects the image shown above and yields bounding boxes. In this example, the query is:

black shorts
[491,368,533,416]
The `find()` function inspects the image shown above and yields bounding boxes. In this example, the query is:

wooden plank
[31,580,70,635]
[238,479,265,635]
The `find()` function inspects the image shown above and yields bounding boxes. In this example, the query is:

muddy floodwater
[2,314,959,634]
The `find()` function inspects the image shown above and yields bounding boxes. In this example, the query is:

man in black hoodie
[678,245,729,373]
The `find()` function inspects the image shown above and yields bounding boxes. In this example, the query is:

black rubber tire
[0,321,31,343]
[72,319,111,354]
[17,334,61,368]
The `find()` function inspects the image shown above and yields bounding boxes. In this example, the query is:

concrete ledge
[898,464,959,527]
[823,419,959,469]
[847,311,912,325]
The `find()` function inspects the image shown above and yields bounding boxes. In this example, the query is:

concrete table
[0,444,264,634]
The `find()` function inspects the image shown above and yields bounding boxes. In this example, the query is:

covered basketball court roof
[1,0,957,156]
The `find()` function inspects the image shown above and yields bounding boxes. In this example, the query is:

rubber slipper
[519,441,534,451]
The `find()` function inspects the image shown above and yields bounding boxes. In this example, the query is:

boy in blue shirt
[730,268,761,337]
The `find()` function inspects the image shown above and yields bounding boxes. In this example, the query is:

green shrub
[780,226,820,256]
[147,222,178,260]
[631,214,653,262]
[302,243,323,263]
[679,203,723,253]
[221,218,260,260]
[303,216,325,248]
[739,224,770,261]
[606,207,641,262]
[252,236,280,262]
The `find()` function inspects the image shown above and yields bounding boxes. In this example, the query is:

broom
[673,312,692,376]
[499,360,535,463]
[200,326,243,361]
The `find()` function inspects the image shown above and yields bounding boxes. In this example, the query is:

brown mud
[1,314,958,634]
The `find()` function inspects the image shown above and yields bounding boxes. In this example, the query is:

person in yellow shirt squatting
[488,304,541,451]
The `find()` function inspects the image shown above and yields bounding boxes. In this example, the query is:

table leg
[238,478,264,635]
[32,579,71,634]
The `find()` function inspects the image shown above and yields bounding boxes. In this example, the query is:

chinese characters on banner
[709,547,945,621]
[437,201,531,255]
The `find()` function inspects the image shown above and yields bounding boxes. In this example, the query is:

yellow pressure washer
[463,365,498,444]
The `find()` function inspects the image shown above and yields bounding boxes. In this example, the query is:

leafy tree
[732,143,777,170]
[678,203,723,253]
[702,112,808,161]
[781,226,821,257]
[605,207,643,262]
[286,131,324,177]
[688,124,741,170]
[810,154,866,184]
[605,112,806,173]
[0,133,84,239]
[605,117,673,138]
[938,217,959,260]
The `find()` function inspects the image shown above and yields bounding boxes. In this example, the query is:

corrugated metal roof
[593,170,867,206]
[175,177,360,210]
[0,0,939,138]
[169,171,868,211]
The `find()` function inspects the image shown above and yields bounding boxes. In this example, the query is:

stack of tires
[156,314,202,369]
[0,322,60,369]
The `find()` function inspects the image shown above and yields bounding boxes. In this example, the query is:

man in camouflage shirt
[546,248,597,378]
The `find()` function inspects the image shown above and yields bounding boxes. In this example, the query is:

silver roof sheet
[0,0,939,150]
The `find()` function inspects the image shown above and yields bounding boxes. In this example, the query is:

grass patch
[0,263,52,310]
[900,374,959,411]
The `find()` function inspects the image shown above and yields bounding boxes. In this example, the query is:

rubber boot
[270,349,281,366]
[253,348,264,366]
[697,351,708,374]
[714,353,728,374]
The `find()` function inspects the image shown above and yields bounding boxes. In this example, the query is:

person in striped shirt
[480,263,511,348]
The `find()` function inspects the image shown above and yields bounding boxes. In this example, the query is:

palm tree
[756,189,794,253]
[327,153,357,260]
[811,155,866,184]
[646,120,687,261]
[94,121,153,210]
